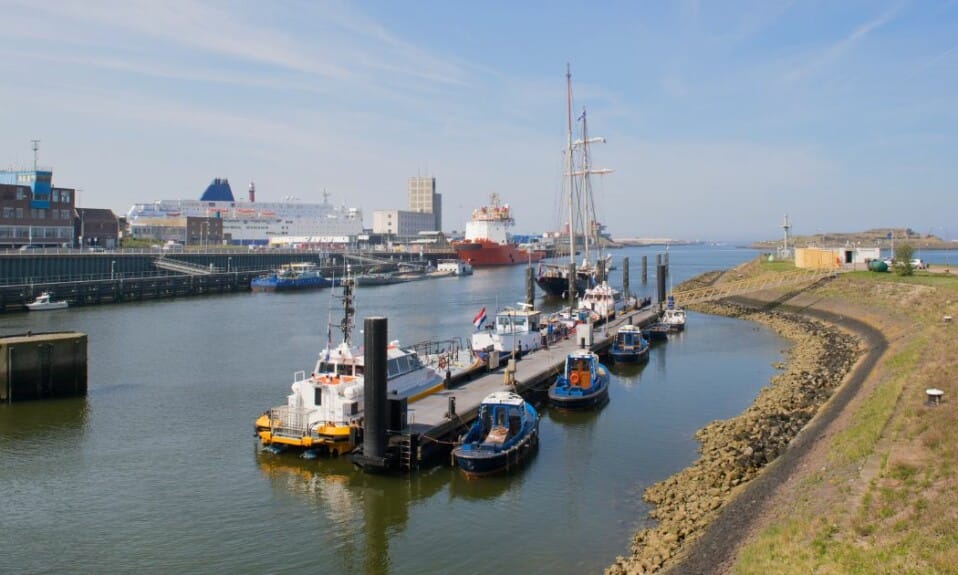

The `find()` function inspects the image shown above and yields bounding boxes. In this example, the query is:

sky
[0,0,955,242]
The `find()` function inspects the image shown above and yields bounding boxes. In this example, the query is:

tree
[894,243,914,276]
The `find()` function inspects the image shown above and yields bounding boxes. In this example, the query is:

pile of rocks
[606,302,861,575]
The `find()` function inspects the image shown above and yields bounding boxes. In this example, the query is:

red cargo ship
[452,194,545,266]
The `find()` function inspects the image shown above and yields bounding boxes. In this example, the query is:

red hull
[453,240,545,266]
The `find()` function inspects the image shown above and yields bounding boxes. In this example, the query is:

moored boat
[251,262,331,292]
[25,292,68,311]
[641,323,670,342]
[452,194,545,267]
[577,281,619,323]
[435,259,473,276]
[255,276,447,456]
[451,391,539,477]
[661,296,686,332]
[547,350,610,409]
[470,304,544,366]
[610,324,650,364]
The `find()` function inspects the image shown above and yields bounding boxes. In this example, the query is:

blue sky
[0,0,955,242]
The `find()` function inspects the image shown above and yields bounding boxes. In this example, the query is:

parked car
[911,258,927,270]
[18,244,43,251]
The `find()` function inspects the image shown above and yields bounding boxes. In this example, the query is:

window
[16,208,23,218]
[61,191,71,203]
[38,210,45,219]
[314,387,322,406]
[16,189,24,200]
[2,207,13,219]
[52,190,59,202]
[62,210,71,220]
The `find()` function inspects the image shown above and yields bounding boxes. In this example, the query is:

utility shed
[796,246,881,269]
[1,331,87,402]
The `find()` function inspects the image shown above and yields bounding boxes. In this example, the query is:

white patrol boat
[255,276,445,456]
[470,304,544,366]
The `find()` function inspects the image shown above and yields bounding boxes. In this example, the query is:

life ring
[569,372,580,385]
[438,357,447,370]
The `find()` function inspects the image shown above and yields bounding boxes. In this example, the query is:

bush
[893,243,914,276]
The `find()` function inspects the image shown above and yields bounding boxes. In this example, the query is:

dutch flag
[472,306,487,331]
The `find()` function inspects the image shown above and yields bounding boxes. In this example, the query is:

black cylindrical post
[363,316,388,460]
[641,255,648,283]
[597,258,606,284]
[568,262,576,310]
[525,266,535,309]
[622,257,630,297]
[448,396,456,418]
[657,264,667,311]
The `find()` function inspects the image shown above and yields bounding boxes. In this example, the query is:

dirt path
[661,299,888,575]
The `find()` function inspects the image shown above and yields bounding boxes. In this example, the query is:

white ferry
[127,179,363,246]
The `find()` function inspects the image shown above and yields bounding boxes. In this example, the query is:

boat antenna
[31,139,40,171]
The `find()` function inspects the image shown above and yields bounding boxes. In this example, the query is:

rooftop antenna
[31,139,40,171]
[782,214,791,253]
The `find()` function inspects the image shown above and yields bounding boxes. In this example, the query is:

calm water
[0,245,785,575]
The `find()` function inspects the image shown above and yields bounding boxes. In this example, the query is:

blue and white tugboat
[610,324,650,364]
[548,350,610,409]
[251,262,332,292]
[452,391,539,477]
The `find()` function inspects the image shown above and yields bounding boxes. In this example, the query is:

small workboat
[660,296,686,332]
[641,323,670,342]
[451,391,539,477]
[577,281,619,323]
[25,292,68,311]
[255,276,446,456]
[470,304,544,365]
[547,350,610,409]
[610,324,650,364]
[251,262,331,292]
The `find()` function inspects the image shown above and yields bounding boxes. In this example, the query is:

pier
[353,305,659,472]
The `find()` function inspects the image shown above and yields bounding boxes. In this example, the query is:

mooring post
[657,263,667,313]
[641,255,648,283]
[622,257,630,299]
[568,262,577,311]
[363,317,388,461]
[597,258,606,284]
[526,266,535,309]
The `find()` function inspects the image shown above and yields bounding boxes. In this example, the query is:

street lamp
[111,260,116,280]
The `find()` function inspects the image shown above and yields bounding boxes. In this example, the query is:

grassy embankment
[731,262,958,573]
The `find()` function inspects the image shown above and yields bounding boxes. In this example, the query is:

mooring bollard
[926,388,944,406]
[447,396,456,418]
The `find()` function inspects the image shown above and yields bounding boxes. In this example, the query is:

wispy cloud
[783,7,899,84]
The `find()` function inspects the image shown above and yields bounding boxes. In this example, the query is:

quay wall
[1,331,87,403]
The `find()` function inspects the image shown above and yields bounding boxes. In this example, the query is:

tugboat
[548,350,610,409]
[610,324,650,364]
[451,391,539,477]
[255,274,446,456]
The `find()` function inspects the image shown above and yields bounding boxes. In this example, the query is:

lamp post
[111,260,116,281]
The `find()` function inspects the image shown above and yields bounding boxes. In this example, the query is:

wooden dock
[398,306,659,469]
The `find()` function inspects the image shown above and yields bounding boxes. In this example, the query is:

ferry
[250,262,332,292]
[255,277,446,456]
[471,304,544,365]
[127,179,363,246]
[452,194,545,266]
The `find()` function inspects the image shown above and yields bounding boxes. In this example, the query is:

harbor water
[0,245,786,575]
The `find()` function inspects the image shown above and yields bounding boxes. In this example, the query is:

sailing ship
[452,194,545,266]
[537,65,613,297]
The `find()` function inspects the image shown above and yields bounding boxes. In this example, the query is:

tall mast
[566,63,575,265]
[581,108,591,267]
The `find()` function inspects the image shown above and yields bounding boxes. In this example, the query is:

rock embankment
[606,301,861,575]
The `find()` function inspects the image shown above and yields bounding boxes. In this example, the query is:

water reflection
[0,398,88,441]
[255,451,449,575]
